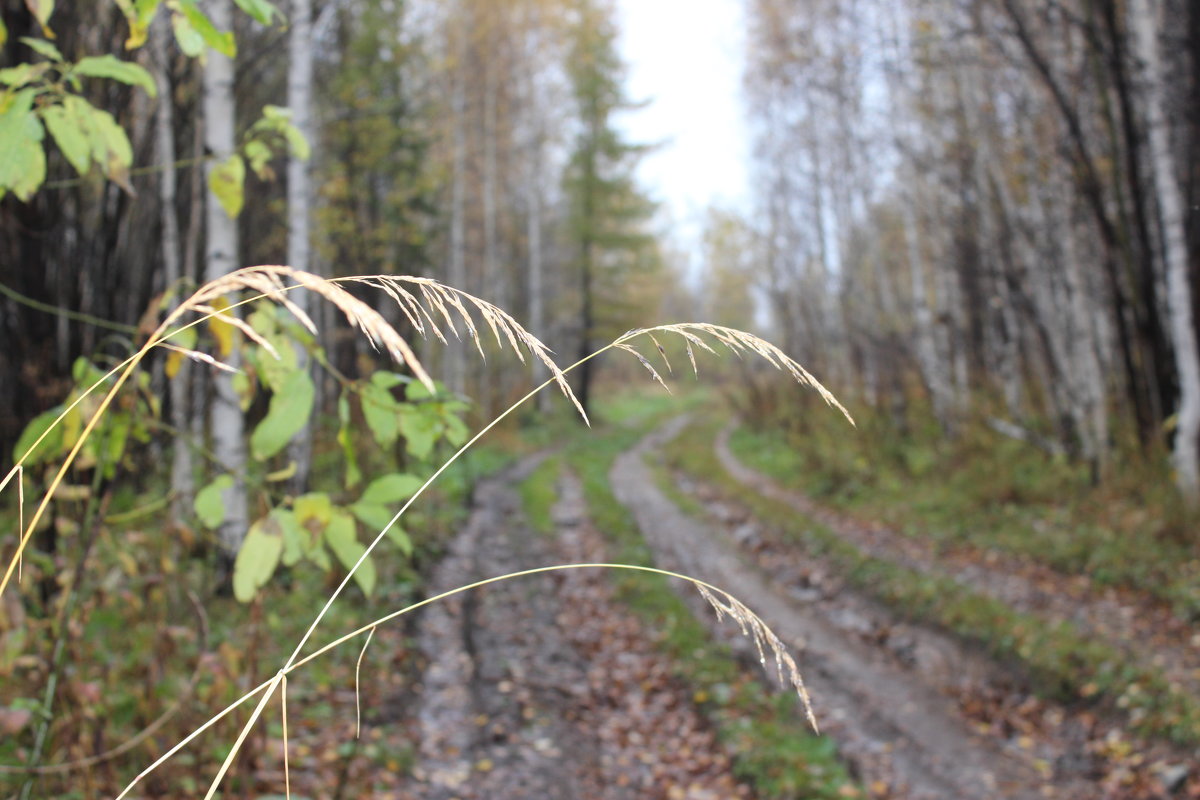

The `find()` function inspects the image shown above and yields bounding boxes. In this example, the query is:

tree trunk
[153,11,195,524]
[1130,0,1200,500]
[287,0,315,495]
[202,0,248,558]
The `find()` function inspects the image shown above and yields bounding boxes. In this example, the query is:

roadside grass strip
[662,418,1200,747]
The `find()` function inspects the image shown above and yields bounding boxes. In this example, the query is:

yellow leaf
[165,348,184,378]
[207,295,236,357]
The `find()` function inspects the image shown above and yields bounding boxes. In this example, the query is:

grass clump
[518,455,561,537]
[662,416,1200,747]
[727,404,1200,619]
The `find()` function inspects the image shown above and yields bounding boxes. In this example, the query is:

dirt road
[611,416,1080,800]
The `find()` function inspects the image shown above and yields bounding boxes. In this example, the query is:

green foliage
[315,0,436,277]
[0,89,46,201]
[195,475,234,529]
[0,0,290,201]
[562,0,662,347]
[12,356,155,479]
[250,368,315,460]
[178,299,471,603]
[208,154,246,218]
[233,513,286,602]
[730,403,1200,619]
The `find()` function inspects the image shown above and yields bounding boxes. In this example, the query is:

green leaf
[398,406,438,460]
[325,511,375,596]
[360,473,423,505]
[293,491,332,555]
[243,138,272,178]
[0,16,7,48]
[194,475,233,528]
[233,515,284,602]
[233,0,282,26]
[0,89,46,202]
[348,501,392,534]
[231,371,255,411]
[113,0,159,48]
[169,9,205,57]
[173,0,236,57]
[12,407,64,465]
[250,368,314,460]
[360,382,399,448]
[18,36,61,62]
[41,98,91,175]
[281,121,309,160]
[208,153,245,218]
[337,396,361,489]
[405,380,436,401]
[102,413,131,479]
[273,508,304,567]
[83,102,134,192]
[0,63,50,89]
[348,501,411,555]
[72,55,157,97]
[22,0,55,38]
[386,525,413,556]
[444,414,470,447]
[371,371,406,390]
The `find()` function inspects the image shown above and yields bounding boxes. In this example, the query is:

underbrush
[0,438,500,797]
[661,416,1200,747]
[730,398,1200,620]
[516,402,862,799]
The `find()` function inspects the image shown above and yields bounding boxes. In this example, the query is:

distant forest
[1,0,1199,501]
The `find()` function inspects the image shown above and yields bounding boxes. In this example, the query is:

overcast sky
[612,0,751,256]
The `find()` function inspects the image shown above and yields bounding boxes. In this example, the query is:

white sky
[613,0,751,256]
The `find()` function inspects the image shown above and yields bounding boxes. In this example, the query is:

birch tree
[202,0,248,557]
[1130,0,1200,499]
[287,0,315,492]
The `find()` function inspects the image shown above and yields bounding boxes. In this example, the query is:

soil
[397,452,749,800]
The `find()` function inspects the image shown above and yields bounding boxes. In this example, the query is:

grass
[518,455,560,537]
[727,399,1200,620]
[519,402,862,799]
[660,414,1200,746]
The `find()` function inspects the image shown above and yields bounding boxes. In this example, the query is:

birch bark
[202,0,248,556]
[1129,0,1200,499]
[287,0,315,493]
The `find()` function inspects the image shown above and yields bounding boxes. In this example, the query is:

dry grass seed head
[177,267,584,416]
[695,582,818,732]
[618,324,855,426]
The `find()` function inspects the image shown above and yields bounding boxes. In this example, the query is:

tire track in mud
[403,453,749,800]
[610,415,1072,800]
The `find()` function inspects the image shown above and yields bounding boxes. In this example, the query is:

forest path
[612,415,1093,800]
[402,452,747,800]
[712,423,1200,703]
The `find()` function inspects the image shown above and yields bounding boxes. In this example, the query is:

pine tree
[562,0,657,416]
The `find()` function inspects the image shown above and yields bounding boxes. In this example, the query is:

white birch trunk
[1130,0,1200,499]
[287,0,315,493]
[202,0,248,556]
